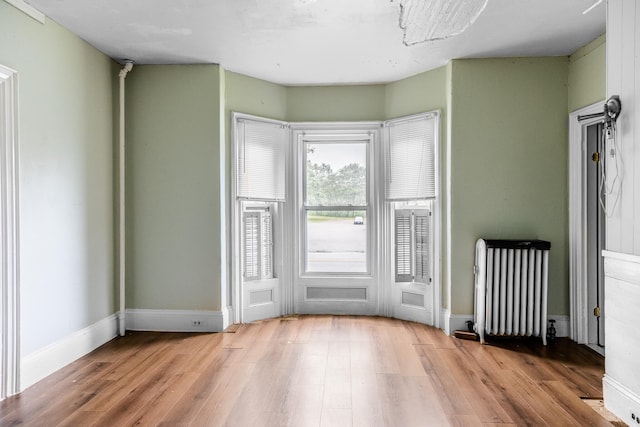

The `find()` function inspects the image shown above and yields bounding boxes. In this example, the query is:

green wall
[1,2,115,355]
[447,57,570,315]
[287,85,385,122]
[225,71,288,121]
[385,67,447,119]
[568,34,606,112]
[126,65,222,310]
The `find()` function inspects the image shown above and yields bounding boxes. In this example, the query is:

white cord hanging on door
[577,95,623,217]
[599,96,623,217]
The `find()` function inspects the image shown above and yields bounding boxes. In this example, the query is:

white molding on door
[568,101,604,344]
[0,64,21,400]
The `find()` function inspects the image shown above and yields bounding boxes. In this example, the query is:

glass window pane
[306,211,367,273]
[306,142,367,206]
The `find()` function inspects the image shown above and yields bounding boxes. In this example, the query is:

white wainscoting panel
[606,0,640,254]
[603,250,640,425]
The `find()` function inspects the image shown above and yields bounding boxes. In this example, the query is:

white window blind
[414,211,430,284]
[385,113,437,201]
[395,209,430,284]
[236,118,287,201]
[243,209,273,281]
[261,211,273,279]
[243,212,260,280]
[395,210,413,282]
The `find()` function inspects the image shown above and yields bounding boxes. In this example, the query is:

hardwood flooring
[0,316,613,426]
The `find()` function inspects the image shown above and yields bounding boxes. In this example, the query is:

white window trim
[230,112,288,324]
[230,114,440,327]
[290,122,382,313]
[383,112,441,326]
[0,64,21,399]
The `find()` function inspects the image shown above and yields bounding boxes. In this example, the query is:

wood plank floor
[0,315,613,426]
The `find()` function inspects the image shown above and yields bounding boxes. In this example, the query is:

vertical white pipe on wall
[118,61,133,336]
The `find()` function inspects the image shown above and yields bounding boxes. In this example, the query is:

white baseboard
[440,309,448,334]
[604,374,640,425]
[443,311,473,336]
[21,314,118,391]
[441,311,570,338]
[220,306,232,331]
[125,309,227,332]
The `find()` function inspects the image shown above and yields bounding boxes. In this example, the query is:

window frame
[298,132,375,277]
[230,113,440,327]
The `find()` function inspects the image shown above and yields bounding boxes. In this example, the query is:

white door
[390,207,434,324]
[240,203,282,322]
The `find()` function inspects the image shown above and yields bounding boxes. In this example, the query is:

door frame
[0,64,21,399]
[569,101,604,347]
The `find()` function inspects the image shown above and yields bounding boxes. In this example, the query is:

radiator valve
[546,319,557,344]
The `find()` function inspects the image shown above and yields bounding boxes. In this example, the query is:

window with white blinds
[236,116,287,201]
[395,209,430,284]
[243,209,273,281]
[385,112,438,201]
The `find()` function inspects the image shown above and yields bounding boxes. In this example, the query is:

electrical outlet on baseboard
[191,319,204,327]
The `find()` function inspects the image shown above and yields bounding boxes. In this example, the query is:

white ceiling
[25,0,606,86]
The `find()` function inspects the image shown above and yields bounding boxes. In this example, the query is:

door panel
[391,208,434,325]
[243,278,280,323]
[241,203,282,322]
[586,123,605,350]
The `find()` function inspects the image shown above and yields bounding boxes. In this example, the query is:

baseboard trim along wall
[442,310,570,339]
[21,314,118,391]
[125,309,227,333]
[603,374,640,426]
[19,309,568,393]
